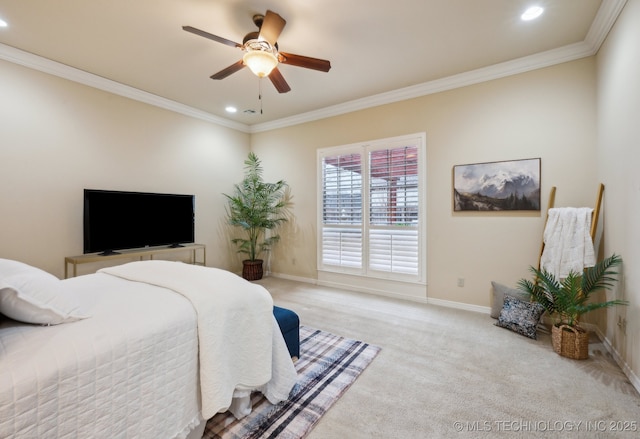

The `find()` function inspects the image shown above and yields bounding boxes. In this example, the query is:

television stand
[64,243,206,278]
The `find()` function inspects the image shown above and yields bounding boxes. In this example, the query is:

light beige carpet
[258,277,640,438]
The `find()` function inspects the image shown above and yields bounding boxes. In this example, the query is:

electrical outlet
[617,316,627,335]
[457,278,464,287]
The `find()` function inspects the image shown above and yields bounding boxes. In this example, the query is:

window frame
[317,133,427,284]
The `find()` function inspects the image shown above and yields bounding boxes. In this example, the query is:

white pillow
[490,281,531,319]
[0,259,88,325]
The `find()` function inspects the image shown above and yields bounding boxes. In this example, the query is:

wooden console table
[64,243,206,278]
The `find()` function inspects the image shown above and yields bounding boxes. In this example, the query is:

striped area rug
[203,326,381,439]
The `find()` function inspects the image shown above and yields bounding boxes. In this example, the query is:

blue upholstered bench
[273,306,300,359]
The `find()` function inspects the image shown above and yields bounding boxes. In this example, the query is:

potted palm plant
[223,152,289,280]
[517,254,627,359]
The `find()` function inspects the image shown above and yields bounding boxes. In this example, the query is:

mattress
[0,272,201,439]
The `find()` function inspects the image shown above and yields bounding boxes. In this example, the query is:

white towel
[540,207,596,278]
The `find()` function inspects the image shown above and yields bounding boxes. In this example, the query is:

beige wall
[253,58,598,308]
[596,0,640,386]
[1,9,637,386]
[0,59,250,278]
[0,51,606,309]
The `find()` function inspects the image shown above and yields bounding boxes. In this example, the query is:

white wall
[0,59,251,278]
[253,58,598,307]
[596,0,640,387]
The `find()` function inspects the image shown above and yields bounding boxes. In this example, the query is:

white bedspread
[1,273,201,439]
[99,261,296,419]
[540,207,596,278]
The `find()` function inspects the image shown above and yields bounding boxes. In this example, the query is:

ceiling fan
[183,10,331,93]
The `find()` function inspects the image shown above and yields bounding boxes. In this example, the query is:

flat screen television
[83,189,195,255]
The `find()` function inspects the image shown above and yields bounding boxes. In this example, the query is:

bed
[0,258,297,439]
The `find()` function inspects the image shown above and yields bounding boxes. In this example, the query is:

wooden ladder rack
[538,183,604,269]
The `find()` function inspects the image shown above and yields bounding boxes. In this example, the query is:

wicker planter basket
[242,259,264,281]
[551,324,589,360]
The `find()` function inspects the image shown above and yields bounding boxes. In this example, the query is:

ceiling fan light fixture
[243,40,278,77]
[184,10,330,93]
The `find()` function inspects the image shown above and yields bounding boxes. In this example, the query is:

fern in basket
[517,254,628,328]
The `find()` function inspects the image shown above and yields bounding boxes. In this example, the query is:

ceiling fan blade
[268,67,291,93]
[182,26,241,48]
[210,60,246,80]
[278,52,331,72]
[258,10,286,46]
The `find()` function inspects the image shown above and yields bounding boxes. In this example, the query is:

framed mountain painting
[453,158,540,211]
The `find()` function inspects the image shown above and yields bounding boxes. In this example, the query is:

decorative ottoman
[273,306,300,359]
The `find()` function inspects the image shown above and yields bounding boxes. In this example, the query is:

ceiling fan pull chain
[259,78,264,114]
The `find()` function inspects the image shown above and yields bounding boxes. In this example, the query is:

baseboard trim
[427,297,491,315]
[269,272,494,314]
[316,278,429,304]
[267,271,318,285]
[269,272,429,303]
[588,324,640,395]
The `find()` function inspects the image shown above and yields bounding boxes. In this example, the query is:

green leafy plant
[223,152,289,262]
[517,254,628,327]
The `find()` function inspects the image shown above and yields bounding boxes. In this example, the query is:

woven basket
[242,259,264,281]
[551,324,589,360]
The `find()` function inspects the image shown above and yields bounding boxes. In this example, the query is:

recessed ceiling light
[0,18,8,28]
[225,106,237,113]
[521,6,544,21]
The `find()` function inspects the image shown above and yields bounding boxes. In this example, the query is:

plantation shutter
[368,146,419,275]
[321,153,363,268]
[319,133,424,282]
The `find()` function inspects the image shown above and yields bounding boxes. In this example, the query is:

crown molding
[249,41,594,133]
[249,0,627,133]
[0,0,626,134]
[584,0,628,50]
[0,43,251,133]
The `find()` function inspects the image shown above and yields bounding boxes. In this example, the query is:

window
[321,153,363,268]
[318,133,425,283]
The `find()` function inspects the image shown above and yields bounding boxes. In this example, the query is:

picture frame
[453,158,541,211]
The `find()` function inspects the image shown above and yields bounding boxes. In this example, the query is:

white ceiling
[0,0,625,132]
